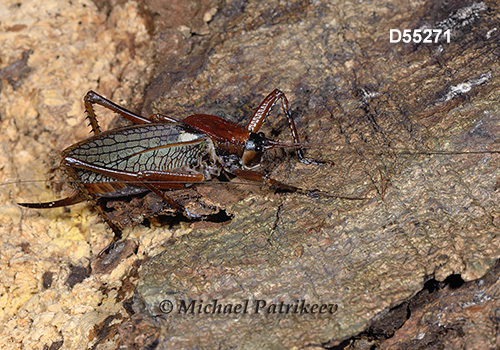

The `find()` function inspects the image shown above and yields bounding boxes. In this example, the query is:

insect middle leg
[233,168,317,197]
[135,169,207,219]
[233,169,366,200]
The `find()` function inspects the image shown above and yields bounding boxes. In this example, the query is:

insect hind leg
[232,168,367,200]
[84,91,154,136]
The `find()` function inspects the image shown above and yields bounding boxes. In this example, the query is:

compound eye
[245,140,263,153]
[246,132,266,153]
[245,140,256,151]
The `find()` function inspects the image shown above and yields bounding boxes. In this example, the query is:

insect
[18,89,355,247]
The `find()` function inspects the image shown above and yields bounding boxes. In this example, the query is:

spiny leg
[84,91,179,135]
[84,91,154,134]
[84,92,103,135]
[246,89,307,161]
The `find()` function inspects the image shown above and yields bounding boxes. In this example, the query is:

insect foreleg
[246,89,306,162]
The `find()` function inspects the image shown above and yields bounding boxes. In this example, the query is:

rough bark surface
[132,0,500,348]
[0,0,499,349]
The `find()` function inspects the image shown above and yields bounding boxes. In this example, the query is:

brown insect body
[19,89,331,240]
